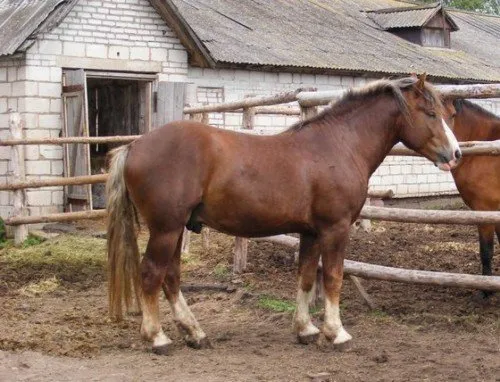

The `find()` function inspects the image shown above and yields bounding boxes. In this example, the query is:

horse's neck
[298,96,400,177]
[456,106,500,141]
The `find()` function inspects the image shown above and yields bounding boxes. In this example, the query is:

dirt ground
[0,199,499,382]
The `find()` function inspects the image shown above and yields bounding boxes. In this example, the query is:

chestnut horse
[444,99,500,293]
[106,75,461,354]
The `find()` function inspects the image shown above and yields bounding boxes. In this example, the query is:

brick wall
[0,0,189,219]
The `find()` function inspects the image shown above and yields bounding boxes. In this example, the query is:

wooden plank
[9,112,28,244]
[242,107,255,130]
[360,206,500,225]
[390,140,500,156]
[0,174,108,191]
[4,209,107,226]
[233,237,249,273]
[62,69,92,211]
[252,235,500,291]
[0,136,140,146]
[297,84,500,107]
[184,88,315,114]
[344,260,500,292]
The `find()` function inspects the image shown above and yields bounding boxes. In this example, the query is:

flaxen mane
[287,77,441,132]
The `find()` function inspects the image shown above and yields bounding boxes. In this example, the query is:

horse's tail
[106,144,141,321]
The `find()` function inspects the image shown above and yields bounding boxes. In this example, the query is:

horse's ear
[416,73,427,90]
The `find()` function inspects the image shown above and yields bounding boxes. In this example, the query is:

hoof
[152,344,171,356]
[297,332,320,345]
[472,290,494,303]
[186,336,213,350]
[482,290,494,299]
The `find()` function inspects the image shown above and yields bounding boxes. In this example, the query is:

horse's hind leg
[478,224,495,298]
[140,228,183,354]
[293,234,321,344]
[163,231,209,349]
[479,224,495,276]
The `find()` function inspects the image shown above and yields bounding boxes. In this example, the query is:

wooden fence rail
[181,84,500,113]
[0,135,140,146]
[253,235,500,291]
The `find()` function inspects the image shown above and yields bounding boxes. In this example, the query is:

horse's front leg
[320,223,352,345]
[293,234,321,344]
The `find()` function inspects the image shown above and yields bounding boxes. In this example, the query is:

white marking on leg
[170,291,206,342]
[324,298,352,344]
[293,278,320,337]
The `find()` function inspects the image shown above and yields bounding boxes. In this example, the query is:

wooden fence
[1,82,500,293]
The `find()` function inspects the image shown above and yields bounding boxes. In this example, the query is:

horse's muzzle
[436,149,461,171]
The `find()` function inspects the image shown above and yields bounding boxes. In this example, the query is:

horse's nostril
[455,149,462,160]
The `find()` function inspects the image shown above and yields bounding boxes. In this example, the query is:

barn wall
[188,67,499,198]
[0,0,189,219]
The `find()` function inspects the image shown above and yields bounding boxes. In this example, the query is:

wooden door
[154,82,186,128]
[62,69,92,211]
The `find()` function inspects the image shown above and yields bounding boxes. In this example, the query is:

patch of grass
[213,263,230,279]
[21,234,45,248]
[181,252,200,266]
[0,234,107,289]
[258,296,296,313]
[368,309,390,319]
[0,217,6,243]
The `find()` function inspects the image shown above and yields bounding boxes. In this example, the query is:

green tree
[421,0,500,15]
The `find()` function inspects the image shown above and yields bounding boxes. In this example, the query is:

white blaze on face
[442,118,460,155]
[437,118,461,171]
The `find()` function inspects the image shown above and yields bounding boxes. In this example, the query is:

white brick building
[0,0,499,221]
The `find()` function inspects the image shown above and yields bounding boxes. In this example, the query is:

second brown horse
[106,75,461,354]
[444,99,500,294]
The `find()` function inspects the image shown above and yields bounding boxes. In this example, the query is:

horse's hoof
[186,336,213,350]
[472,290,494,303]
[482,290,494,299]
[152,344,171,356]
[297,332,320,345]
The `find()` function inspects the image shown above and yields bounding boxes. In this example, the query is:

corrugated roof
[367,5,439,29]
[0,0,76,56]
[365,3,459,30]
[168,0,500,82]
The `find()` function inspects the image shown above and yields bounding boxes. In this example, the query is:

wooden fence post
[233,237,249,274]
[201,227,210,251]
[9,112,28,244]
[181,228,191,253]
[232,106,255,274]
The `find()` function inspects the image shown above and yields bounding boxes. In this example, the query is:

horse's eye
[426,111,436,118]
[451,113,456,119]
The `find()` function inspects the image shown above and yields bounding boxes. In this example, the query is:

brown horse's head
[396,74,461,171]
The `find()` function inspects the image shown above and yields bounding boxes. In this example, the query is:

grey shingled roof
[169,0,500,82]
[366,3,458,30]
[0,0,77,56]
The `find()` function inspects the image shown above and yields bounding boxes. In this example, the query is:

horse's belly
[195,201,311,237]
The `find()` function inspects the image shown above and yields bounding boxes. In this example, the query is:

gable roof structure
[0,0,498,83]
[365,2,459,30]
[0,0,78,56]
[154,0,500,83]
